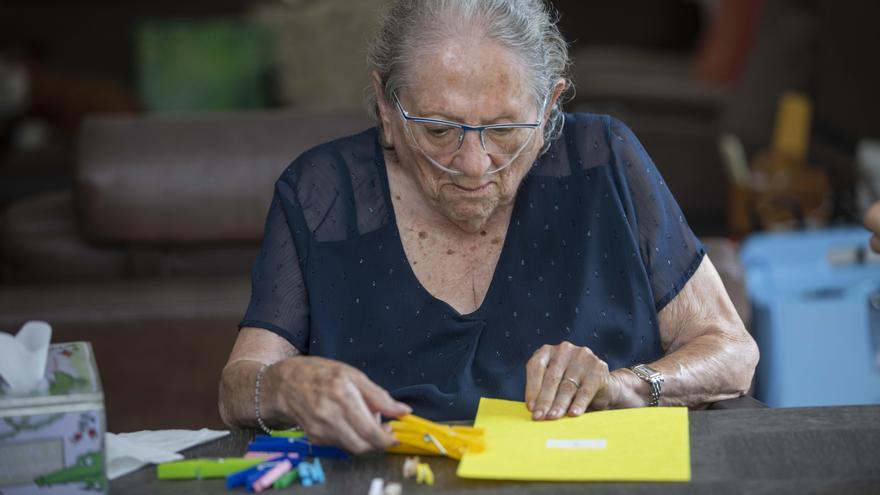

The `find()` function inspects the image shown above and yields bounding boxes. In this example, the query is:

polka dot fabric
[241,113,705,420]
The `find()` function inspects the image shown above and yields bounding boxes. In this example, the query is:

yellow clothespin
[386,414,486,459]
[401,456,434,486]
[416,462,434,485]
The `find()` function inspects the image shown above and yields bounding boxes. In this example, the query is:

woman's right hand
[262,356,411,453]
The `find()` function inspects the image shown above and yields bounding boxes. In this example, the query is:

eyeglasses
[393,93,544,175]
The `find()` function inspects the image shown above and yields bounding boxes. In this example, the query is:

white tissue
[0,321,52,395]
[106,429,230,480]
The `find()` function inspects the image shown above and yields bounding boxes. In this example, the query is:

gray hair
[365,0,572,153]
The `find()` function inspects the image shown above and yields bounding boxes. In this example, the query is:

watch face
[634,365,662,381]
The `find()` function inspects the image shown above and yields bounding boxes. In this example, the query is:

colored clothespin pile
[157,416,481,491]
[386,414,486,459]
[158,430,345,491]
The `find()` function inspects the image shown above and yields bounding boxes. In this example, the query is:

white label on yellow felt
[546,438,607,449]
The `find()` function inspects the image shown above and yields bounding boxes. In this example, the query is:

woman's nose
[451,130,493,177]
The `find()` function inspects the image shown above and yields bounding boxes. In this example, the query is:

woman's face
[376,38,556,232]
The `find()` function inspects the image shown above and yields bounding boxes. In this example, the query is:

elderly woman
[219,0,759,453]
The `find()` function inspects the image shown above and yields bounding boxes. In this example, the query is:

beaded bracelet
[254,363,273,435]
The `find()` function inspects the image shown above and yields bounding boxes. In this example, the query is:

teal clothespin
[312,458,325,484]
[298,458,325,486]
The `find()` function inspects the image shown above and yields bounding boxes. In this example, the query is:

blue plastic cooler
[741,228,880,407]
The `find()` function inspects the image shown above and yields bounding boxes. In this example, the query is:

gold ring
[564,377,580,389]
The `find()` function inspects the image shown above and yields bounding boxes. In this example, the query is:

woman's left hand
[524,341,620,420]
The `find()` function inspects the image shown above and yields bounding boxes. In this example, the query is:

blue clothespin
[225,455,299,489]
[245,469,265,492]
[226,461,276,489]
[248,437,349,459]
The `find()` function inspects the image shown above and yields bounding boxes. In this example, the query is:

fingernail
[527,401,534,411]
[550,408,561,418]
[533,409,545,420]
[570,407,582,416]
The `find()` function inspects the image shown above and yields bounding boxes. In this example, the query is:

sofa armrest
[570,47,725,117]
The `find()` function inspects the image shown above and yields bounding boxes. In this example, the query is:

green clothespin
[270,429,305,438]
[157,458,264,480]
[272,469,299,489]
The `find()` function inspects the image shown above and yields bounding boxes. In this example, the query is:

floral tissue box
[0,342,106,494]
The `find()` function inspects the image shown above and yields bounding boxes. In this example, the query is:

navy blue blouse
[241,113,704,421]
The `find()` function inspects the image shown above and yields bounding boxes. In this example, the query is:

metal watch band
[629,364,664,406]
[647,379,662,407]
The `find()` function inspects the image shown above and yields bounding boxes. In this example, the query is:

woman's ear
[544,78,567,121]
[533,78,567,152]
[371,71,395,148]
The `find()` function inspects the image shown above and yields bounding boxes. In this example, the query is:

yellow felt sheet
[456,398,691,482]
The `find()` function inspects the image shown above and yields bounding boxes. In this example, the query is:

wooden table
[112,404,880,494]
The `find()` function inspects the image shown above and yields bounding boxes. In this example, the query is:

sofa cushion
[1,191,262,284]
[77,110,372,243]
[1,191,129,283]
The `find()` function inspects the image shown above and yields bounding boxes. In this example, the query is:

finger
[343,385,398,450]
[567,379,599,417]
[871,234,880,255]
[547,372,584,420]
[567,356,610,415]
[302,402,372,453]
[532,345,574,420]
[326,419,373,454]
[864,202,880,233]
[525,345,553,410]
[356,375,412,417]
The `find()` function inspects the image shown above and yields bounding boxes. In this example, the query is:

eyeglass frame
[392,92,546,176]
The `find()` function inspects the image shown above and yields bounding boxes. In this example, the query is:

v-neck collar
[371,132,532,319]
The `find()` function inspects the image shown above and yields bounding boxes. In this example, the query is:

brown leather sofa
[0,109,748,432]
[0,110,371,431]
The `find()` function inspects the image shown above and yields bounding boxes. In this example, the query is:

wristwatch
[628,364,664,406]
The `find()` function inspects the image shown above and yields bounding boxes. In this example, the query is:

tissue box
[0,342,106,494]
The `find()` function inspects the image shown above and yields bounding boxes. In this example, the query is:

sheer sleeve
[239,183,310,353]
[608,117,705,312]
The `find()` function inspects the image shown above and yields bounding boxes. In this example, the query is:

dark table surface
[112,403,880,494]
